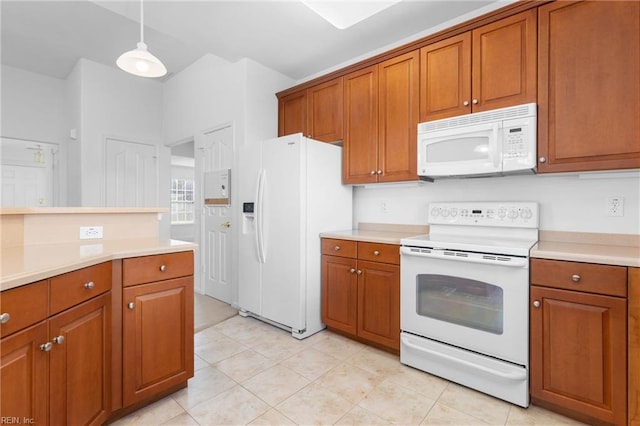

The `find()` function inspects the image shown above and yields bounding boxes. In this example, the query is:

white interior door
[1,138,56,207]
[105,138,157,207]
[201,126,233,303]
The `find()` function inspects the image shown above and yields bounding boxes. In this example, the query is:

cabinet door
[629,268,640,425]
[420,32,471,121]
[357,260,400,351]
[307,78,344,142]
[343,65,379,184]
[378,51,419,183]
[321,255,358,336]
[530,286,627,425]
[122,277,194,406]
[0,322,48,424]
[538,1,640,173]
[278,91,307,137]
[472,9,536,112]
[49,293,111,426]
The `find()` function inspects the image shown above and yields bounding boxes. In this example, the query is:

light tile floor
[112,311,587,426]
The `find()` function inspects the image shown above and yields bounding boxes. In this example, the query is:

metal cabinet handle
[539,157,547,163]
[52,335,65,345]
[40,342,53,352]
[463,101,469,106]
[128,302,135,310]
[370,170,376,175]
[533,301,541,308]
[373,250,380,256]
[472,99,479,105]
[84,281,95,289]
[377,170,382,175]
[571,274,581,282]
[334,246,340,251]
[349,268,356,274]
[0,313,10,324]
[160,264,167,272]
[356,270,363,275]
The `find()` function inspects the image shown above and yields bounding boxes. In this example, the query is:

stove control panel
[428,202,538,227]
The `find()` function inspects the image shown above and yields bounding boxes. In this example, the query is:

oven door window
[416,274,503,334]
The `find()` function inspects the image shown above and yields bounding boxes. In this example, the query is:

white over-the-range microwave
[417,103,537,180]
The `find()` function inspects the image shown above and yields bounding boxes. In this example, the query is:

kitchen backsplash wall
[353,171,640,234]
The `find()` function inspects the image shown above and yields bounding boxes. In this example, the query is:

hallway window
[171,178,194,224]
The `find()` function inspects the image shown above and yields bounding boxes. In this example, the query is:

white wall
[1,65,69,205]
[79,59,164,208]
[353,171,640,234]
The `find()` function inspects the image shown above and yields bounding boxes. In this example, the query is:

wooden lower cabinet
[122,276,194,406]
[49,293,111,426]
[0,322,49,424]
[530,259,628,425]
[321,238,400,352]
[630,267,640,426]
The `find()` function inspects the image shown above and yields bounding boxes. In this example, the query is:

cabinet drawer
[123,251,194,287]
[531,258,627,297]
[357,242,399,265]
[50,262,112,315]
[322,239,357,258]
[0,280,48,337]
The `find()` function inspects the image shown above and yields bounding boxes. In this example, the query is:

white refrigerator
[238,133,352,339]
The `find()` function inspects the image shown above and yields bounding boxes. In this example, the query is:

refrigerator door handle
[256,169,266,263]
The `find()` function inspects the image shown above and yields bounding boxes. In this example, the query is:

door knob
[472,99,479,105]
[0,313,10,324]
[349,268,356,274]
[373,250,380,256]
[222,221,232,228]
[128,302,135,310]
[463,101,470,106]
[40,342,53,352]
[52,335,65,345]
[539,157,547,163]
[533,301,541,308]
[571,274,581,282]
[84,281,95,289]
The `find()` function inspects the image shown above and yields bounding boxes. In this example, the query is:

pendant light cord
[140,0,144,43]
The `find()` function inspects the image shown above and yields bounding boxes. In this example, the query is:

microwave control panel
[502,116,536,170]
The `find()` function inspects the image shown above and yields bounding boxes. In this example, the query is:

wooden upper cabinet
[307,78,344,142]
[420,33,472,121]
[537,1,640,173]
[278,77,344,143]
[344,51,419,184]
[278,90,307,138]
[344,65,379,184]
[420,10,536,121]
[378,51,419,183]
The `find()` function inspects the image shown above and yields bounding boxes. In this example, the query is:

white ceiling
[1,0,508,83]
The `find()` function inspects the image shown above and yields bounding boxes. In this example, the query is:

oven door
[400,246,529,366]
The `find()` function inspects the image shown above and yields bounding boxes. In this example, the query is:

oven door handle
[401,336,527,382]
[400,247,528,268]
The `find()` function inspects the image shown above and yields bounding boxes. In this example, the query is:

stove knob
[520,208,533,220]
[497,208,507,219]
[441,208,450,218]
[508,209,519,220]
[450,208,458,217]
[430,207,441,217]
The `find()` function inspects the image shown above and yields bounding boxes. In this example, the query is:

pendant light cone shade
[116,0,166,78]
[117,41,166,77]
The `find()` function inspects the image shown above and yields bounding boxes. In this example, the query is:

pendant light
[116,0,166,78]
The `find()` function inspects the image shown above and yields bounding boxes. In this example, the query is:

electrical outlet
[79,226,103,240]
[606,196,624,217]
[381,200,389,213]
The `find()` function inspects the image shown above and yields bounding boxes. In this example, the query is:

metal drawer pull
[334,246,340,251]
[52,335,65,345]
[373,250,380,256]
[349,268,356,274]
[356,270,363,275]
[84,281,95,289]
[40,342,53,352]
[571,274,581,282]
[128,302,135,310]
[533,301,540,308]
[0,313,10,324]
[160,264,167,272]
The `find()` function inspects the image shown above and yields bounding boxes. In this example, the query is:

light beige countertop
[531,231,640,268]
[320,223,428,245]
[1,238,197,291]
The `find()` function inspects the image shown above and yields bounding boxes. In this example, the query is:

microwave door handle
[490,123,501,168]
